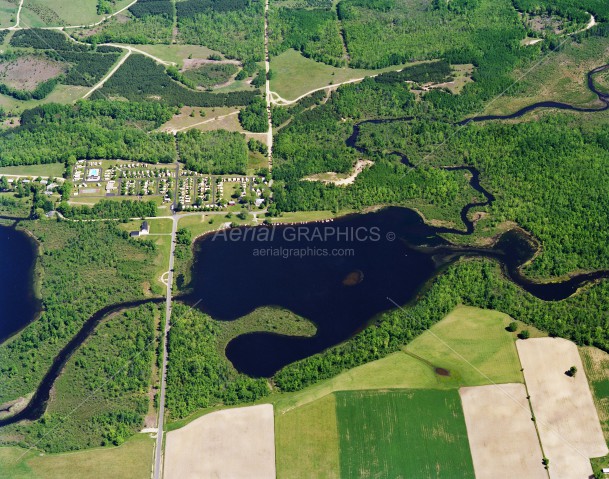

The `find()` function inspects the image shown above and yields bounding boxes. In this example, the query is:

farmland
[274,305,532,412]
[0,434,154,479]
[518,338,608,479]
[164,404,276,479]
[275,394,339,479]
[460,384,546,479]
[336,389,474,479]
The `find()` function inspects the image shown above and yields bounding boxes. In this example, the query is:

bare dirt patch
[0,56,66,91]
[518,338,608,479]
[461,383,546,479]
[164,404,276,479]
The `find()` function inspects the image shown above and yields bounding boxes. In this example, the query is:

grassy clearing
[275,394,339,479]
[274,305,531,412]
[336,389,475,479]
[176,212,256,240]
[0,163,65,177]
[269,49,415,101]
[0,434,154,479]
[118,218,173,235]
[404,305,527,386]
[485,36,609,115]
[0,0,17,28]
[268,209,347,224]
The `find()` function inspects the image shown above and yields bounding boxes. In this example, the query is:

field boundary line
[386,297,594,464]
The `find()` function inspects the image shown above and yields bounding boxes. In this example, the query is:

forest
[512,0,609,23]
[374,60,452,84]
[0,101,177,166]
[0,220,158,448]
[57,199,158,220]
[269,7,345,66]
[176,129,248,174]
[166,303,269,419]
[181,63,239,89]
[129,0,173,18]
[14,304,159,452]
[238,96,268,132]
[82,15,173,44]
[95,55,259,107]
[176,0,265,61]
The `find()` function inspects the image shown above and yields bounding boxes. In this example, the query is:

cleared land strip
[518,338,608,479]
[164,404,276,479]
[460,384,547,479]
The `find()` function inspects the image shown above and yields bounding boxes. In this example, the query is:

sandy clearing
[303,159,373,186]
[518,338,608,479]
[460,383,546,479]
[164,404,276,479]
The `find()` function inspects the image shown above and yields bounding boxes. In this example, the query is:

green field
[274,305,533,412]
[275,394,339,479]
[404,305,527,386]
[269,49,414,101]
[0,163,65,177]
[0,434,154,479]
[336,389,475,479]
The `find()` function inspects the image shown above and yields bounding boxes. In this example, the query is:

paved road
[152,162,180,479]
[152,214,177,479]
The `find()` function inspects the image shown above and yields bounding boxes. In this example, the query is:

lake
[191,207,449,376]
[190,207,609,377]
[0,224,40,343]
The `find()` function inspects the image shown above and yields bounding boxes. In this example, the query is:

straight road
[152,162,180,479]
[264,0,273,170]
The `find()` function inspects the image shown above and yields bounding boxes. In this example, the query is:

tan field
[460,383,546,479]
[164,404,276,479]
[517,338,608,479]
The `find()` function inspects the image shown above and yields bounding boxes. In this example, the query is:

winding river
[2,63,609,424]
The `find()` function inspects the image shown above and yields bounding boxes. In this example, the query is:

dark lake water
[0,225,40,343]
[190,207,609,377]
[191,208,448,376]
